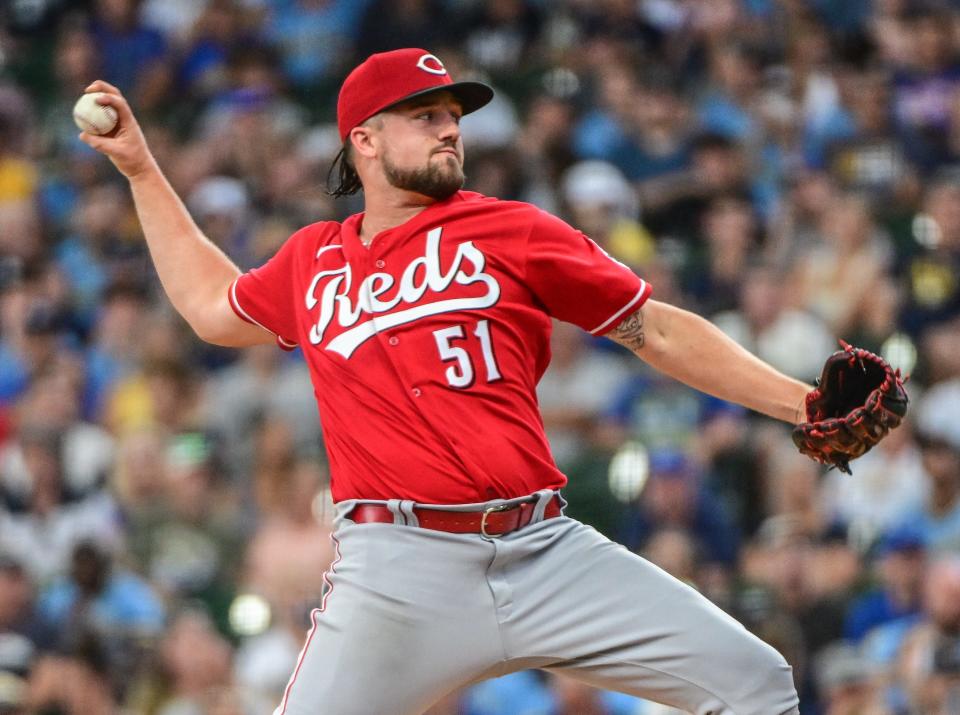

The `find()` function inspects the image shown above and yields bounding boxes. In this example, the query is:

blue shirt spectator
[89,6,167,95]
[264,0,372,88]
[574,109,690,182]
[844,527,927,643]
[0,342,30,405]
[618,449,741,566]
[464,670,651,715]
[39,542,165,637]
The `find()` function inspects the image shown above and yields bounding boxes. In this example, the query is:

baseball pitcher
[80,48,906,715]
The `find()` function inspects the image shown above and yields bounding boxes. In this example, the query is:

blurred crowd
[0,0,960,713]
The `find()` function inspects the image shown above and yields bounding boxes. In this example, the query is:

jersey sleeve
[524,209,652,335]
[228,229,305,351]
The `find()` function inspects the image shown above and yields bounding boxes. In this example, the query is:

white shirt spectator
[537,321,631,466]
[0,422,114,501]
[915,378,960,450]
[712,308,836,383]
[821,435,929,539]
[0,491,122,585]
[234,626,300,707]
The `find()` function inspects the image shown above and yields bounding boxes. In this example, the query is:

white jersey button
[375,259,386,268]
[412,387,422,397]
[388,336,399,346]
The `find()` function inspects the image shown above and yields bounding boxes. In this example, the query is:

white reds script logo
[305,227,500,359]
[416,53,447,75]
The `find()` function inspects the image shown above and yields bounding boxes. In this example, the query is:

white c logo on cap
[416,54,447,75]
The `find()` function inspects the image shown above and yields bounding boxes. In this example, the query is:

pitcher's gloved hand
[792,341,909,474]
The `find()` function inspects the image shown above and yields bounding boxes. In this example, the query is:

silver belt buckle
[480,503,515,539]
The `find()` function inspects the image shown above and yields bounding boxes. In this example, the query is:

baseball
[72,92,118,135]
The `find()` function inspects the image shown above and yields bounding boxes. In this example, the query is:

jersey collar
[340,191,468,263]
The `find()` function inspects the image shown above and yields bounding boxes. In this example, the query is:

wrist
[793,385,813,425]
[126,157,161,184]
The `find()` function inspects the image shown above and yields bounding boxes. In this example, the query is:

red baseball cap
[336,48,493,142]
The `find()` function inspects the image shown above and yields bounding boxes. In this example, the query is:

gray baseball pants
[273,491,799,715]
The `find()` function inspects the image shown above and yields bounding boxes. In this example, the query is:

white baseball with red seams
[72,92,118,135]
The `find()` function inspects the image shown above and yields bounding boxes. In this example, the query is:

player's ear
[350,123,379,160]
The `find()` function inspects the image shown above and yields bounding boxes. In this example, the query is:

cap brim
[380,81,494,118]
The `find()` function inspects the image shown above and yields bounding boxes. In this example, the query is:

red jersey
[229,191,651,503]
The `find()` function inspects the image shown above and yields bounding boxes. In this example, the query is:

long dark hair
[326,143,363,197]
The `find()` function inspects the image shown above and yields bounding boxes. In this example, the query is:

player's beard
[382,150,464,200]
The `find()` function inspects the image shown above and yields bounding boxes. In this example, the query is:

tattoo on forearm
[610,308,645,351]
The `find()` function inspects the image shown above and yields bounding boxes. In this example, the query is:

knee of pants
[722,639,799,715]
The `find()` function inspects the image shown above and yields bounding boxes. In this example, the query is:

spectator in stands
[821,421,927,540]
[900,178,960,336]
[89,0,170,110]
[38,539,164,696]
[811,67,917,209]
[537,319,631,472]
[126,432,244,632]
[812,641,890,715]
[573,65,647,180]
[234,458,332,706]
[355,0,445,61]
[576,72,693,186]
[0,553,53,675]
[900,426,960,555]
[844,526,927,644]
[0,201,41,271]
[914,320,960,450]
[509,90,577,209]
[642,527,700,588]
[763,444,829,540]
[0,110,39,268]
[40,22,103,173]
[55,182,146,323]
[151,608,245,715]
[897,557,960,712]
[767,169,836,268]
[206,343,321,480]
[692,400,766,537]
[682,195,759,316]
[790,193,891,336]
[548,674,653,715]
[82,282,149,421]
[263,0,370,91]
[619,448,740,568]
[0,298,75,408]
[867,0,914,69]
[740,515,859,673]
[842,276,905,356]
[176,0,260,102]
[641,133,754,243]
[107,357,204,435]
[696,40,763,143]
[110,428,167,525]
[712,263,835,382]
[457,0,542,80]
[560,160,654,269]
[243,457,332,613]
[0,424,120,585]
[891,6,960,171]
[24,645,120,714]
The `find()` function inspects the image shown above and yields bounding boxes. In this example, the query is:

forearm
[611,300,811,424]
[76,81,263,345]
[128,164,241,338]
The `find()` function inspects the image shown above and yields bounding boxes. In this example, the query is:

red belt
[348,495,562,538]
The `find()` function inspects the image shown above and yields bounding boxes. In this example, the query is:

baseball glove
[792,341,909,474]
